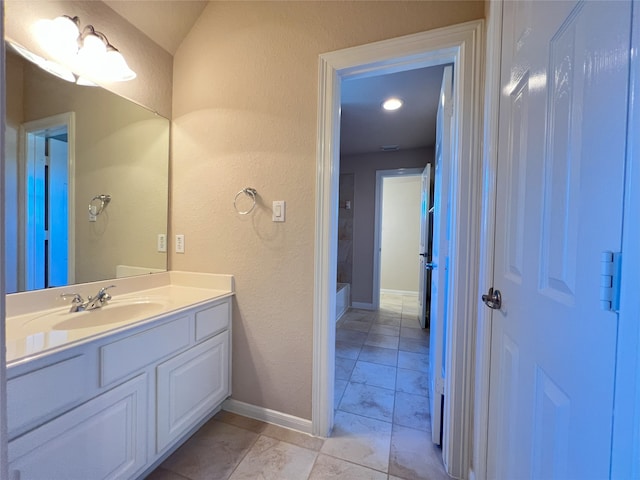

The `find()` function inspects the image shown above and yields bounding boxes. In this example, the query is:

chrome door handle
[425,263,436,270]
[482,287,502,310]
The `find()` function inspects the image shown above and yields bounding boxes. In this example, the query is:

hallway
[332,293,449,479]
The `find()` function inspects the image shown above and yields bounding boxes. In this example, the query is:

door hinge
[435,376,445,395]
[600,251,622,312]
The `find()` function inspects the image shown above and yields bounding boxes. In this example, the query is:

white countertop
[5,272,234,366]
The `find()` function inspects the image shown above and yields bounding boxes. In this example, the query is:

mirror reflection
[4,43,169,293]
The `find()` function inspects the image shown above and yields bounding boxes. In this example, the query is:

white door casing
[418,164,432,328]
[487,1,631,478]
[429,64,453,446]
[314,21,484,478]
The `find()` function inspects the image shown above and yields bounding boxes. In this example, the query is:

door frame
[19,112,76,290]
[313,20,484,478]
[373,168,424,308]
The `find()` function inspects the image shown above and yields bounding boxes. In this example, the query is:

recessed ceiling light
[382,97,403,111]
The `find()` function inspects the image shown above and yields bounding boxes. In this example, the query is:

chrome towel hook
[234,188,257,215]
[88,194,111,217]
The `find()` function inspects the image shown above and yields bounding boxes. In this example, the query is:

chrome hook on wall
[88,194,111,218]
[234,187,258,215]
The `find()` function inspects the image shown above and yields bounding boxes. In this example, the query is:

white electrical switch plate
[273,201,286,222]
[175,234,185,253]
[157,234,167,253]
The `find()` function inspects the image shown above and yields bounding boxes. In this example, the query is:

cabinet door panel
[157,331,229,452]
[9,374,147,480]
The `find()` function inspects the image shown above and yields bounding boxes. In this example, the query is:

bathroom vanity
[5,272,234,480]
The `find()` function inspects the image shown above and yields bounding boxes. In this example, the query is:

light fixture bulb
[52,16,80,44]
[39,60,76,83]
[79,32,107,57]
[103,47,137,81]
[33,16,79,59]
[382,98,403,111]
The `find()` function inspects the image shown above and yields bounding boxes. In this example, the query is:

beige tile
[397,351,429,371]
[261,423,325,451]
[369,324,400,337]
[350,361,397,390]
[321,410,392,472]
[229,435,318,479]
[365,333,399,350]
[145,467,190,480]
[337,329,369,345]
[309,454,387,479]
[389,424,449,480]
[335,379,348,409]
[342,319,372,333]
[214,410,268,433]
[400,326,429,340]
[336,356,357,380]
[394,392,431,432]
[161,420,258,480]
[339,382,395,422]
[398,337,429,355]
[336,340,362,360]
[358,345,398,367]
[396,368,429,397]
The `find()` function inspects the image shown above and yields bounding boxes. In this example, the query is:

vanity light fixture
[32,15,136,84]
[382,97,403,111]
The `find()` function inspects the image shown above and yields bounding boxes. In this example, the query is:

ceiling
[340,64,447,156]
[102,1,446,156]
[103,0,208,55]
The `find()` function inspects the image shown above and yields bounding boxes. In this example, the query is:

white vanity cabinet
[7,295,232,480]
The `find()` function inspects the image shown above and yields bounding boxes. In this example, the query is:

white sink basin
[24,299,169,331]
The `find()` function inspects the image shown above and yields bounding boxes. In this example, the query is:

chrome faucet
[60,285,116,312]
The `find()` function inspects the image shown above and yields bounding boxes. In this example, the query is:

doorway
[313,21,484,478]
[20,112,75,291]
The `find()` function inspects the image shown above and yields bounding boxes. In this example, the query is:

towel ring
[88,194,111,216]
[234,188,257,215]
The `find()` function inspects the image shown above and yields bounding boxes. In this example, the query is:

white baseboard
[222,398,313,435]
[351,302,375,310]
[380,289,419,297]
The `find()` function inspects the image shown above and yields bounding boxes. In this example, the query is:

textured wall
[171,1,484,420]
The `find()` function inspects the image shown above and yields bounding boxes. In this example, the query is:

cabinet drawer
[157,331,229,452]
[9,374,147,480]
[7,354,95,438]
[195,301,229,342]
[100,316,190,387]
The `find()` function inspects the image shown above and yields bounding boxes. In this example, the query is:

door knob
[482,287,502,310]
[425,262,436,270]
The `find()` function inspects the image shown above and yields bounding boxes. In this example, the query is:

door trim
[19,112,76,290]
[313,20,484,478]
[373,168,423,311]
[472,2,503,479]
[611,2,640,477]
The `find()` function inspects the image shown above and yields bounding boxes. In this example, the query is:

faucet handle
[60,293,84,304]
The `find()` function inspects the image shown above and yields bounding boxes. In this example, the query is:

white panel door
[429,65,452,446]
[487,1,631,478]
[417,163,431,328]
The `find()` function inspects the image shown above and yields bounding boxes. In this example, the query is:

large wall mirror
[4,43,169,293]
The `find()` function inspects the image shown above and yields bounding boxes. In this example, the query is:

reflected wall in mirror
[5,43,169,293]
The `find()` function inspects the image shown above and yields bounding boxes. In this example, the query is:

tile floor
[147,293,449,480]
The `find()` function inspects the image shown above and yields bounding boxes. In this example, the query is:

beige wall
[342,148,433,305]
[171,0,483,421]
[381,175,422,294]
[4,0,172,117]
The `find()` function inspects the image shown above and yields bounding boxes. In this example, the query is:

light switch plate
[175,234,185,253]
[272,201,285,222]
[157,234,167,253]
